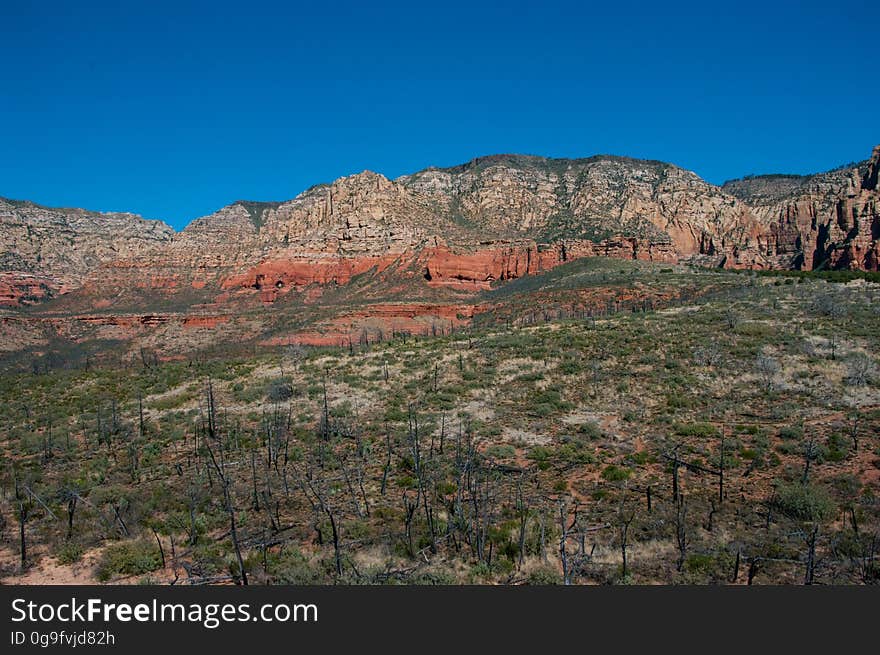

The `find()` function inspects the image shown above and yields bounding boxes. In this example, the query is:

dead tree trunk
[674,497,688,572]
[619,505,635,579]
[203,379,248,586]
[804,524,819,585]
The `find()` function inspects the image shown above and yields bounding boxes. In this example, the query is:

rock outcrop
[422,238,677,290]
[0,197,174,305]
[3,146,878,314]
[398,154,760,256]
[722,146,880,271]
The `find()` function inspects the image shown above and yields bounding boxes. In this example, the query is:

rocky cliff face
[0,198,174,305]
[398,154,759,255]
[145,155,743,302]
[3,147,878,312]
[722,146,880,271]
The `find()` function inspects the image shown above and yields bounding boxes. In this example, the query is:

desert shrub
[396,475,417,489]
[55,541,84,565]
[559,436,597,464]
[692,343,724,368]
[828,473,861,500]
[527,446,554,470]
[739,447,759,460]
[626,450,652,465]
[601,464,631,481]
[683,552,715,574]
[559,359,583,375]
[526,566,560,585]
[96,539,162,582]
[384,405,408,422]
[776,441,801,455]
[266,378,293,403]
[427,389,457,410]
[682,550,736,582]
[528,387,573,416]
[708,451,740,470]
[826,433,849,462]
[845,353,877,386]
[484,444,516,460]
[407,569,458,585]
[778,426,803,441]
[148,388,195,411]
[270,548,325,585]
[812,292,846,318]
[665,393,695,409]
[192,540,231,574]
[576,421,602,439]
[773,483,835,522]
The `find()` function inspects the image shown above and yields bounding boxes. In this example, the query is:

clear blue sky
[1,1,877,230]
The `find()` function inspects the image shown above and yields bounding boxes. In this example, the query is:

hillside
[1,257,877,585]
[0,146,877,363]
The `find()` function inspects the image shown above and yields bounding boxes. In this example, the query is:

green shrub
[55,541,84,565]
[266,378,294,402]
[627,450,651,465]
[601,465,632,481]
[484,444,516,459]
[407,569,459,585]
[527,387,573,417]
[684,552,715,574]
[665,393,694,409]
[527,446,554,470]
[576,421,602,440]
[681,550,735,582]
[826,433,849,462]
[559,360,582,375]
[526,566,560,585]
[96,539,162,582]
[270,548,324,584]
[773,483,835,522]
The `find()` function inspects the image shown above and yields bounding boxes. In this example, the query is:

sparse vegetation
[1,259,878,585]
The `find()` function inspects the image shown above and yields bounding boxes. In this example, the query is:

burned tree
[201,378,248,585]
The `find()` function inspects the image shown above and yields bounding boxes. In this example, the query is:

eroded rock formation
[2,146,877,323]
[0,197,173,304]
[722,145,880,271]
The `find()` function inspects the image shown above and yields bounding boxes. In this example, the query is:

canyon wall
[722,145,880,271]
[0,198,174,306]
[2,146,878,312]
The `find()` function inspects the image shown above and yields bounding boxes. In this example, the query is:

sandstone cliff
[3,146,878,311]
[722,146,880,271]
[0,198,174,305]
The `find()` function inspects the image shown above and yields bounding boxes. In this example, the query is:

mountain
[0,198,173,305]
[1,146,877,360]
[722,145,880,271]
[123,147,880,300]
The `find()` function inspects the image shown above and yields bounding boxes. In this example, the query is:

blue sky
[1,0,877,230]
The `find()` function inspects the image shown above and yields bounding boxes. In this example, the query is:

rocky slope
[2,146,877,319]
[104,155,747,304]
[0,198,174,306]
[722,146,880,271]
[2,145,878,364]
